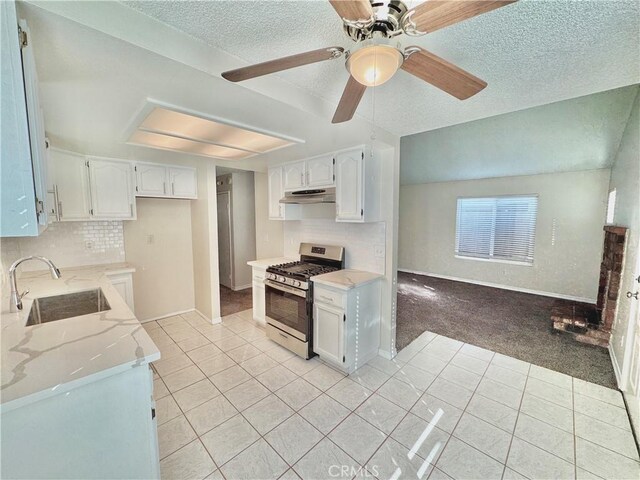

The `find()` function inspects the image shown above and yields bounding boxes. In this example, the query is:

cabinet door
[306,156,335,188]
[0,5,42,236]
[168,167,197,198]
[136,163,168,197]
[108,273,135,312]
[283,161,306,191]
[51,150,92,221]
[268,167,284,220]
[335,149,363,221]
[313,302,345,366]
[88,158,135,219]
[252,282,266,324]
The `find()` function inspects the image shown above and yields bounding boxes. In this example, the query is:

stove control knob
[279,276,286,283]
[295,280,301,287]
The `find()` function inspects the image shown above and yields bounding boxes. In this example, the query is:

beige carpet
[396,271,617,388]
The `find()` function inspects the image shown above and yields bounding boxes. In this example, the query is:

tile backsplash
[283,220,386,274]
[1,221,125,274]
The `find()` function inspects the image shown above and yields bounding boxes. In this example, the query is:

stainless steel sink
[26,288,111,326]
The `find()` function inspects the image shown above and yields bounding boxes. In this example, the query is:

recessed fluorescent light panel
[127,106,298,160]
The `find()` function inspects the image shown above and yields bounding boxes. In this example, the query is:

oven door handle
[265,280,307,298]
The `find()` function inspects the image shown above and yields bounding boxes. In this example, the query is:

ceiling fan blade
[332,76,367,124]
[222,47,344,82]
[401,47,487,100]
[329,0,374,23]
[405,0,516,35]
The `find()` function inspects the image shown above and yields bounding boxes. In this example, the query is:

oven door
[264,280,310,341]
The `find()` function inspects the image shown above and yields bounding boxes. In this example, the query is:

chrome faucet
[9,256,61,312]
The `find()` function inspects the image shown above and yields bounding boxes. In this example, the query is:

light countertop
[312,269,383,290]
[0,263,160,412]
[247,257,296,269]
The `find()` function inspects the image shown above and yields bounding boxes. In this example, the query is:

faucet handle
[19,289,29,300]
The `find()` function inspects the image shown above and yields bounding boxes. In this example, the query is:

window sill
[454,255,533,267]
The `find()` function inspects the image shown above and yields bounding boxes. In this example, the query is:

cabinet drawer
[314,287,344,309]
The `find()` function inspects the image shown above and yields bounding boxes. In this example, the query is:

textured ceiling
[123,0,640,136]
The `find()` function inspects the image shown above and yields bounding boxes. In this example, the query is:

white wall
[399,169,611,302]
[254,172,284,259]
[607,87,639,433]
[0,221,125,309]
[230,172,256,290]
[400,86,637,184]
[283,221,386,275]
[123,198,195,321]
[0,221,125,271]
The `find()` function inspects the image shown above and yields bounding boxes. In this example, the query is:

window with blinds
[455,195,538,264]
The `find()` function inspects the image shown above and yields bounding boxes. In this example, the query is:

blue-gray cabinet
[1,3,49,237]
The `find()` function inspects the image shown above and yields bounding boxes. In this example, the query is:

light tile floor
[146,309,640,480]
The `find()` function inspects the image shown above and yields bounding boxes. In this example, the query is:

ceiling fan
[222,0,517,124]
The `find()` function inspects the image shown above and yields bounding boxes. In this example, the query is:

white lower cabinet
[313,279,382,373]
[251,266,266,324]
[107,271,135,312]
[0,365,159,479]
[313,301,345,366]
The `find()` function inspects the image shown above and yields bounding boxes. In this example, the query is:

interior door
[217,192,233,289]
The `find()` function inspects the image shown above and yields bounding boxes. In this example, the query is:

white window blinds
[455,195,538,264]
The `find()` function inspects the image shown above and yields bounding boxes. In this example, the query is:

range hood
[280,188,336,204]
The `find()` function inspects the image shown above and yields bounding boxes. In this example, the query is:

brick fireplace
[552,225,628,347]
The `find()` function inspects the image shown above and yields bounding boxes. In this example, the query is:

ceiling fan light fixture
[346,39,403,87]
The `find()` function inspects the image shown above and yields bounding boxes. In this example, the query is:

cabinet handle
[130,204,134,217]
[172,182,175,195]
[300,172,303,185]
[318,295,334,303]
[53,184,61,221]
[163,182,166,195]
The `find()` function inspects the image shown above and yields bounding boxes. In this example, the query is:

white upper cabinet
[335,149,364,221]
[336,146,380,223]
[134,163,197,199]
[51,149,91,221]
[306,155,335,188]
[135,163,168,197]
[268,166,300,221]
[0,7,49,237]
[88,158,136,220]
[168,166,197,199]
[268,166,284,220]
[283,161,306,191]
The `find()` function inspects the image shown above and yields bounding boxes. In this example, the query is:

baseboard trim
[377,348,393,360]
[232,284,252,292]
[609,343,624,389]
[398,268,595,304]
[141,308,196,323]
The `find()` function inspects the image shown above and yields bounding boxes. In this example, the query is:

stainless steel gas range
[264,243,344,359]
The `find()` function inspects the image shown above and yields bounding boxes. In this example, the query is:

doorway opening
[216,167,256,317]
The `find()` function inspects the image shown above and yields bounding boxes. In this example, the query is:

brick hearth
[552,225,628,347]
